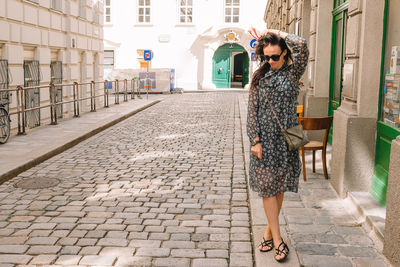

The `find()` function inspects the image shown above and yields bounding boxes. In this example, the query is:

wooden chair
[297,116,333,181]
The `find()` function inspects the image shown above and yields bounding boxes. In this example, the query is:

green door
[371,0,400,206]
[328,4,348,143]
[212,49,231,88]
[212,44,249,88]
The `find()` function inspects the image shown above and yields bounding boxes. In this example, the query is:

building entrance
[212,43,249,88]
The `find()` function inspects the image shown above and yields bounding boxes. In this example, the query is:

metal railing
[5,78,141,136]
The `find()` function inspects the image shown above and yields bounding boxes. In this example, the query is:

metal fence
[6,78,141,136]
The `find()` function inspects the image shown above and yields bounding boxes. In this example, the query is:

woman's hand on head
[251,143,262,160]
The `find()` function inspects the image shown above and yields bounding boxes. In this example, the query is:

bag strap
[263,92,285,131]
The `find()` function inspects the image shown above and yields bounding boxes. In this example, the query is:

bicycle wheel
[0,107,10,144]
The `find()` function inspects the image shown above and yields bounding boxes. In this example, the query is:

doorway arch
[212,43,249,88]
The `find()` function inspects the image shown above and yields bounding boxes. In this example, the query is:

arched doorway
[212,43,249,88]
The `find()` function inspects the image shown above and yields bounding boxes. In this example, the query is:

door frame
[328,1,348,143]
[212,43,249,88]
[371,0,400,206]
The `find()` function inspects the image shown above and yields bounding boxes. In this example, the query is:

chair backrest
[298,116,333,147]
[298,116,333,131]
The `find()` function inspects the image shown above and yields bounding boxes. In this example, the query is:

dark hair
[250,33,293,89]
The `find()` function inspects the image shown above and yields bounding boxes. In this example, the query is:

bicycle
[0,101,10,144]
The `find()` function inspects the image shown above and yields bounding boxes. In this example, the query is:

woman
[247,29,309,262]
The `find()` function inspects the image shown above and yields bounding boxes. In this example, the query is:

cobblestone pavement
[0,92,391,267]
[0,93,252,267]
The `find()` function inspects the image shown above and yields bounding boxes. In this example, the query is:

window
[225,0,240,23]
[138,0,151,23]
[105,0,111,23]
[51,0,62,12]
[179,0,193,23]
[104,50,114,67]
[79,0,86,19]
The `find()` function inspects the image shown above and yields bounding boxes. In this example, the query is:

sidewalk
[238,93,391,267]
[0,95,166,184]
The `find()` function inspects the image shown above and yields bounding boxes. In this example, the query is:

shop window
[138,0,151,23]
[0,60,9,112]
[105,0,111,23]
[381,3,400,129]
[225,0,240,23]
[179,0,193,23]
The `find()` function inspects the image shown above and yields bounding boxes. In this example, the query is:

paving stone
[300,255,353,267]
[162,241,195,249]
[153,258,191,267]
[317,234,347,244]
[352,257,388,267]
[135,247,170,257]
[338,246,378,257]
[231,242,252,253]
[79,255,116,265]
[55,255,82,265]
[171,249,205,258]
[295,243,337,255]
[97,238,129,247]
[99,247,136,256]
[170,234,191,241]
[29,254,58,265]
[206,249,229,258]
[229,253,252,267]
[79,246,102,255]
[115,256,152,267]
[129,240,161,248]
[27,245,62,255]
[60,246,81,255]
[0,255,33,264]
[193,259,228,267]
[0,245,29,254]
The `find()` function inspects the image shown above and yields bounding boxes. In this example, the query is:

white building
[0,0,103,129]
[103,0,266,91]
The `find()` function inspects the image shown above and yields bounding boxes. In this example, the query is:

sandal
[259,237,274,252]
[275,240,289,262]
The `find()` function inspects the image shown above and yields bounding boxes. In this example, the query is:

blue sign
[144,50,152,61]
[251,52,256,61]
[250,39,257,49]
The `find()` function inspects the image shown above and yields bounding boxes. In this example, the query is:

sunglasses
[261,50,284,62]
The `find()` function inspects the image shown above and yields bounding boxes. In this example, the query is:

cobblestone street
[0,92,390,267]
[0,93,252,267]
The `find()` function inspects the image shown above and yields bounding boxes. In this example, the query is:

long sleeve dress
[247,34,309,198]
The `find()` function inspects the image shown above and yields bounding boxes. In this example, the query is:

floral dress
[247,34,309,198]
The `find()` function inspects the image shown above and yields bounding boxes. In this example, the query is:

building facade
[265,0,400,265]
[0,0,104,129]
[103,0,266,91]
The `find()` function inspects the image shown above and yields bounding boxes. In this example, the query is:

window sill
[134,24,154,27]
[22,0,39,6]
[175,24,195,27]
[104,24,113,27]
[49,8,63,15]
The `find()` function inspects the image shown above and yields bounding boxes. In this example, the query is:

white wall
[104,0,266,90]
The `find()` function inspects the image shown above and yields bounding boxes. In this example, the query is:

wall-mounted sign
[159,34,170,43]
[144,50,153,61]
[250,39,257,49]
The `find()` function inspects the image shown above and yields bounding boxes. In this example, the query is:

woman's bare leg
[263,193,284,240]
[262,193,288,260]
